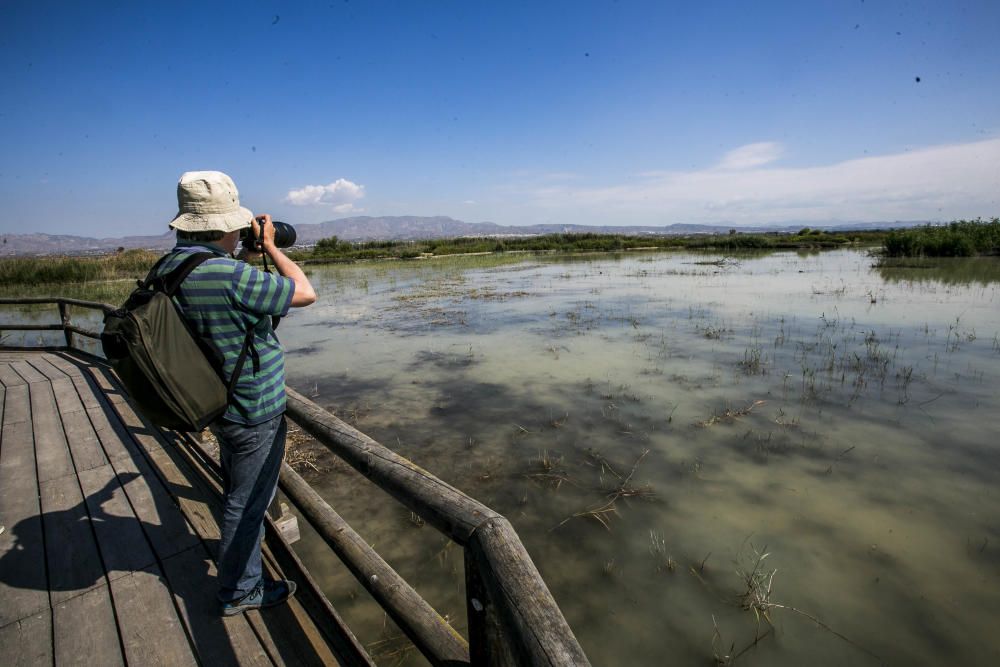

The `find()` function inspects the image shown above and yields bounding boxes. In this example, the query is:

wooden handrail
[279,462,470,666]
[286,388,501,544]
[285,389,590,666]
[0,296,116,314]
[0,298,110,343]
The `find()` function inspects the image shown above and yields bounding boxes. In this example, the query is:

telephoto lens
[241,220,297,250]
[271,221,297,248]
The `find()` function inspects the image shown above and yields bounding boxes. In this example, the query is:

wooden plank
[39,473,106,604]
[43,352,90,386]
[241,544,341,667]
[261,519,374,666]
[9,360,47,385]
[26,355,71,382]
[88,365,166,455]
[145,446,222,546]
[243,591,329,667]
[78,368,222,549]
[47,353,369,665]
[2,380,29,424]
[48,358,103,411]
[0,352,37,361]
[109,564,198,667]
[162,545,274,667]
[52,373,109,473]
[109,453,201,562]
[53,585,123,667]
[78,464,157,580]
[44,358,137,468]
[50,375,83,412]
[0,396,49,626]
[30,381,74,483]
[175,433,364,667]
[0,363,27,388]
[85,363,131,407]
[86,395,137,462]
[0,610,53,666]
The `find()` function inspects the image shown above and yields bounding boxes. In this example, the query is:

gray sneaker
[221,579,297,616]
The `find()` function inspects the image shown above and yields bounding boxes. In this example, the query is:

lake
[6,248,999,665]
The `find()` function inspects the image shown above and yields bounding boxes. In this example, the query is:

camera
[241,219,297,251]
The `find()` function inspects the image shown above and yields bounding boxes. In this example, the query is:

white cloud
[717,142,783,170]
[463,199,476,204]
[523,138,1000,224]
[286,178,365,213]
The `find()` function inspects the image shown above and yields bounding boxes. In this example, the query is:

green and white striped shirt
[152,242,295,425]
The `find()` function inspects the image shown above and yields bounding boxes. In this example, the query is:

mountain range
[0,216,930,256]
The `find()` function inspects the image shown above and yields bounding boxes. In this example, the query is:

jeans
[210,413,286,602]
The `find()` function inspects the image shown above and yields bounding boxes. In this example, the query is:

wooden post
[465,548,519,667]
[57,302,73,349]
[464,517,591,667]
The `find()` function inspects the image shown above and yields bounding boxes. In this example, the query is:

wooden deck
[0,349,366,666]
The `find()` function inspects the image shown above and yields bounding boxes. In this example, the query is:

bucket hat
[169,171,254,233]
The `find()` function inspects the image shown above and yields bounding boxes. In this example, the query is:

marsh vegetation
[299,229,871,263]
[882,217,1000,257]
[4,247,999,665]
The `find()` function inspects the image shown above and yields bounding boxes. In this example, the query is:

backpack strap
[226,327,260,401]
[146,251,216,295]
[140,252,176,288]
[147,250,262,401]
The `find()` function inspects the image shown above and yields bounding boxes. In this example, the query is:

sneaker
[221,579,297,616]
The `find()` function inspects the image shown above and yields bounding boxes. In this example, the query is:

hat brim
[169,206,254,233]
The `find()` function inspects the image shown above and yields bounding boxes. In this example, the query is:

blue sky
[1,0,998,237]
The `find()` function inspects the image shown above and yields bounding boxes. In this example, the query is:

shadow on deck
[0,349,366,666]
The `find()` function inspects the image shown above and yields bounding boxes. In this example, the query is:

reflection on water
[7,250,1000,665]
[876,255,1000,286]
[279,250,1000,666]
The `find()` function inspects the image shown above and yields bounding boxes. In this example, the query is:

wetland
[4,248,999,665]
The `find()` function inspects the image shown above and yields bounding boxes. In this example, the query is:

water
[6,249,999,665]
[279,249,1000,666]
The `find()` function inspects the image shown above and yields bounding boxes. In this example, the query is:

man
[157,170,316,615]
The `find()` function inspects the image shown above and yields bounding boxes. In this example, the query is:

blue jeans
[210,414,286,602]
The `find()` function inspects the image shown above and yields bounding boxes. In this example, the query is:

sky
[1,0,998,237]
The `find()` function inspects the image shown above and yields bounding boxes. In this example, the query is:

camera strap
[255,252,283,332]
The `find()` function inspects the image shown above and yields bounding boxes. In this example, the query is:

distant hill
[0,216,931,256]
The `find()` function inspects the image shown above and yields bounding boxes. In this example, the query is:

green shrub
[883,218,1000,257]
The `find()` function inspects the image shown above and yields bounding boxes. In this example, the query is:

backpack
[101,252,258,432]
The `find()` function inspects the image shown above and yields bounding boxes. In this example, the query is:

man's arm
[252,215,317,307]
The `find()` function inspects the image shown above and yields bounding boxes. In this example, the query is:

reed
[882,217,1000,257]
[0,249,160,285]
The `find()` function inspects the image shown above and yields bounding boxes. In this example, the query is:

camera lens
[271,221,297,248]
[240,220,297,250]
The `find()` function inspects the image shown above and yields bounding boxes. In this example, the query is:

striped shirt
[152,242,295,425]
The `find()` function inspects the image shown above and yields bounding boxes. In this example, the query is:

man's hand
[248,213,317,307]
[251,214,277,253]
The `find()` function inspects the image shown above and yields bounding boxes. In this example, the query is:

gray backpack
[101,252,256,431]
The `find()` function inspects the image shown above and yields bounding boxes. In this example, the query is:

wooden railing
[0,297,591,666]
[0,297,114,349]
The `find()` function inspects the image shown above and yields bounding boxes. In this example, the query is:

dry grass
[553,449,656,531]
[726,540,882,663]
[696,400,766,428]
